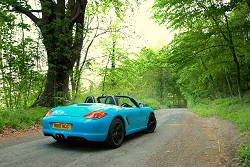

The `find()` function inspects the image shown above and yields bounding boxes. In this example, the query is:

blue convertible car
[42,95,157,148]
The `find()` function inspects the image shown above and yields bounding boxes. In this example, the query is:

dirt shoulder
[147,110,245,167]
[0,124,42,143]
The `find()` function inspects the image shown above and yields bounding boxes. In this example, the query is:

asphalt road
[0,108,206,167]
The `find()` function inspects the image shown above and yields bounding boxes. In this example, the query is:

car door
[118,96,146,133]
[126,107,142,130]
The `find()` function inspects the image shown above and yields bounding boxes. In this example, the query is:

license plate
[52,123,71,130]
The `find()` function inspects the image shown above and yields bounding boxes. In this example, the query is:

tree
[151,0,250,99]
[97,19,133,95]
[0,8,43,109]
[0,0,131,107]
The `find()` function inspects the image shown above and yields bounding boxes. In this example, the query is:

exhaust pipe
[55,134,65,140]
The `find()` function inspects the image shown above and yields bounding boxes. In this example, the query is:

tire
[144,113,157,133]
[105,118,125,148]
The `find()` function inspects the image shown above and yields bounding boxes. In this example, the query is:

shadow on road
[45,131,146,151]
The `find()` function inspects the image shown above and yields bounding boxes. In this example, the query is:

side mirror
[138,102,147,107]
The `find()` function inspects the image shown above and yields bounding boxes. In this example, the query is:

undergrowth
[0,107,48,131]
[189,97,250,167]
[138,98,161,110]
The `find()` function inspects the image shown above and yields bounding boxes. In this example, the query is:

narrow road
[0,109,240,167]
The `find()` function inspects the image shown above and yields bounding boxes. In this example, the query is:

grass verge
[0,107,49,131]
[189,97,250,167]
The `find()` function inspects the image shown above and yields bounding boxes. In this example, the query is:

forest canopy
[0,0,249,110]
[151,0,250,102]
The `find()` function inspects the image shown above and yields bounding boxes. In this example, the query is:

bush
[0,107,48,131]
[189,98,250,132]
[0,117,4,131]
[236,143,250,167]
[138,98,161,110]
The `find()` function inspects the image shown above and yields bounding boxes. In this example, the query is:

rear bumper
[43,130,107,141]
[42,116,111,141]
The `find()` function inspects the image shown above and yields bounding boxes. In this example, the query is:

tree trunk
[32,51,72,107]
[199,56,217,98]
[225,16,243,99]
[212,14,243,99]
[225,75,234,97]
[29,0,87,107]
[230,47,243,99]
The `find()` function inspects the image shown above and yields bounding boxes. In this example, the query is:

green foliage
[151,0,250,101]
[97,45,185,106]
[190,97,250,132]
[237,144,250,167]
[0,0,136,107]
[0,3,80,107]
[136,98,161,110]
[0,117,4,131]
[0,107,48,131]
[0,10,45,109]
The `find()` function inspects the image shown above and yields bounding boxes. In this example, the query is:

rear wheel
[105,118,125,148]
[144,113,157,133]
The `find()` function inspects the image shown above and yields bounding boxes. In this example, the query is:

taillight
[45,110,52,116]
[83,111,107,119]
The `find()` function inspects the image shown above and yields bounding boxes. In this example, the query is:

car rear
[42,103,113,141]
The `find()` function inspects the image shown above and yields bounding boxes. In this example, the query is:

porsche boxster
[42,95,157,148]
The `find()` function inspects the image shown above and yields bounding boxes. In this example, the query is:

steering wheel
[121,103,131,107]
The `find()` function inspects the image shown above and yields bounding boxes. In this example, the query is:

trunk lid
[51,103,108,117]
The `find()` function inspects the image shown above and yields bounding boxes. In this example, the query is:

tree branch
[70,0,87,24]
[13,5,40,24]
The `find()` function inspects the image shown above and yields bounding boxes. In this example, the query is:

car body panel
[42,95,155,142]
